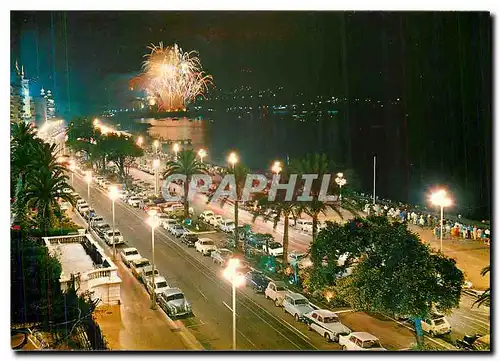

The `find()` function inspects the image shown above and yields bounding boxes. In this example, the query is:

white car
[146,275,170,296]
[262,242,284,257]
[120,247,142,267]
[162,218,178,231]
[211,248,233,266]
[282,292,315,322]
[296,219,313,233]
[265,281,288,306]
[303,309,351,342]
[420,313,452,336]
[127,196,141,207]
[90,216,104,228]
[219,219,236,233]
[195,238,217,256]
[130,258,151,279]
[139,265,160,284]
[157,288,193,318]
[208,215,223,227]
[63,187,72,194]
[78,204,90,215]
[171,224,187,238]
[199,210,214,222]
[339,332,386,351]
[76,199,88,209]
[104,229,125,245]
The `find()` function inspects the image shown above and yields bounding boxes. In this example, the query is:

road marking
[195,287,208,300]
[184,321,206,329]
[280,318,310,340]
[459,314,490,328]
[223,301,238,315]
[238,329,258,349]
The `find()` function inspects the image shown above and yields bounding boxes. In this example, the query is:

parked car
[211,248,233,266]
[262,242,284,257]
[246,233,273,249]
[208,215,224,227]
[195,238,217,256]
[104,229,125,245]
[303,310,351,342]
[420,313,452,336]
[146,275,170,296]
[95,222,110,238]
[199,210,214,222]
[171,224,187,238]
[180,233,198,247]
[130,258,151,279]
[78,204,90,215]
[295,219,313,232]
[127,196,142,207]
[219,219,236,233]
[90,216,104,228]
[162,218,179,232]
[339,332,386,351]
[139,265,160,284]
[265,281,288,306]
[157,288,193,318]
[283,292,315,322]
[120,247,142,267]
[244,270,268,293]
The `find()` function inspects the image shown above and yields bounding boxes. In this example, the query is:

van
[421,313,451,336]
[296,219,313,232]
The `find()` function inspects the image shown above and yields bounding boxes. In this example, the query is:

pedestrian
[473,225,478,240]
[419,215,425,228]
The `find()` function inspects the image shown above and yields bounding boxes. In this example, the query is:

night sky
[10,11,492,218]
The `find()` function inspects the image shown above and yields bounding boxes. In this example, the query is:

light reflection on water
[142,117,209,153]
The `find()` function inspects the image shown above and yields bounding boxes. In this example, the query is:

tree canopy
[308,216,464,320]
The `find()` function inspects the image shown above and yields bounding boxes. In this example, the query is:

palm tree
[24,171,74,236]
[208,162,249,253]
[11,121,39,187]
[473,265,490,307]
[252,193,298,269]
[164,149,206,219]
[292,153,359,241]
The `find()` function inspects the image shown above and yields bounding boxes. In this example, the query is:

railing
[43,234,85,245]
[86,269,111,280]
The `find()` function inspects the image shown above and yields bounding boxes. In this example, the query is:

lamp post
[335,172,347,204]
[223,258,245,350]
[228,152,239,244]
[85,171,92,205]
[430,189,452,252]
[147,209,160,309]
[173,143,180,159]
[198,148,207,163]
[153,158,160,197]
[109,185,120,260]
[69,160,76,187]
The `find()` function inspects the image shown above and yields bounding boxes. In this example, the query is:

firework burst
[132,43,213,111]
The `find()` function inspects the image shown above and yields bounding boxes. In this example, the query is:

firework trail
[132,43,213,111]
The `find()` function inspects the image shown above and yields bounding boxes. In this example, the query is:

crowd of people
[363,202,491,244]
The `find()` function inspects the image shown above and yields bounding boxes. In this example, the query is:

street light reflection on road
[223,258,245,351]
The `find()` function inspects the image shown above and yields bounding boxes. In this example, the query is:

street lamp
[69,159,76,187]
[173,143,180,159]
[223,258,245,350]
[430,189,452,252]
[198,148,207,163]
[136,136,144,147]
[85,171,92,205]
[153,158,160,197]
[271,161,282,175]
[147,209,160,309]
[153,139,160,154]
[109,185,120,260]
[335,172,347,204]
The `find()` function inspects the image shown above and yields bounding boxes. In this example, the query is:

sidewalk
[408,224,490,291]
[67,209,198,350]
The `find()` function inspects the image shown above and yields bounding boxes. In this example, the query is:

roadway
[127,166,490,347]
[72,171,337,350]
